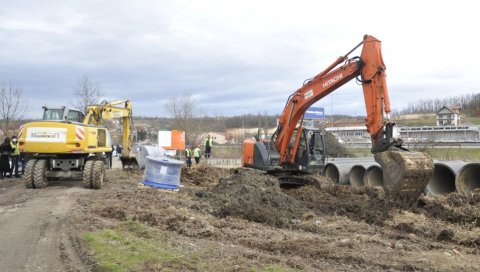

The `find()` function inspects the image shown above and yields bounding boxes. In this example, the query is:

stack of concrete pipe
[323,157,377,187]
[323,158,480,196]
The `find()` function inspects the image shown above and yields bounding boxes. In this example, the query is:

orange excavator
[242,35,433,205]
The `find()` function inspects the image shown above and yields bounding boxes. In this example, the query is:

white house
[437,106,461,126]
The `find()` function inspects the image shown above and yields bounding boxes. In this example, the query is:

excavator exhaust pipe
[374,151,433,206]
[456,163,480,196]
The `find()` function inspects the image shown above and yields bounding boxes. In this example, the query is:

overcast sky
[0,0,478,118]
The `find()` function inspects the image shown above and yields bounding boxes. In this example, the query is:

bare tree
[72,75,102,113]
[166,94,204,144]
[0,81,27,136]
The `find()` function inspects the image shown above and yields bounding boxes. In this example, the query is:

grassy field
[422,148,480,161]
[83,221,294,272]
[347,147,480,161]
[395,115,437,126]
[211,144,242,159]
[346,148,374,158]
[214,144,480,161]
[462,115,480,125]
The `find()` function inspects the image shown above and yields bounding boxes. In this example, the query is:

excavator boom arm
[83,100,133,157]
[272,35,433,206]
[275,35,392,164]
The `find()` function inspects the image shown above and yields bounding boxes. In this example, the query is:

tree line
[0,76,102,136]
[398,93,480,116]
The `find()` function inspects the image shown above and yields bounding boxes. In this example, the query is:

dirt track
[1,163,480,271]
[0,179,89,271]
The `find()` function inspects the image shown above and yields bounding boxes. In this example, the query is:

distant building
[327,124,480,146]
[398,125,480,142]
[325,126,371,144]
[437,106,461,126]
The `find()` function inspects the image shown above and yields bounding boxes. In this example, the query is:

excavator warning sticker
[18,125,24,138]
[75,126,85,140]
[25,127,67,143]
[304,89,314,100]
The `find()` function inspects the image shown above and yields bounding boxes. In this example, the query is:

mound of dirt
[285,181,391,225]
[200,168,311,227]
[419,192,480,227]
[71,167,480,271]
[181,165,229,186]
[325,132,353,157]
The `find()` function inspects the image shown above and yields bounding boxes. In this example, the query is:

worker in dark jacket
[204,135,213,158]
[185,144,192,168]
[116,145,123,157]
[0,138,14,179]
[106,145,114,169]
[10,136,20,177]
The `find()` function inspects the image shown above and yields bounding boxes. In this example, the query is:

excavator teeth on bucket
[374,151,434,207]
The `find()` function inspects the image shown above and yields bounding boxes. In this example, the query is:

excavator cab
[242,126,326,178]
[42,106,84,123]
[292,128,326,172]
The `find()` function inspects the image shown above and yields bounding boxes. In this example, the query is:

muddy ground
[78,166,480,271]
[1,164,479,271]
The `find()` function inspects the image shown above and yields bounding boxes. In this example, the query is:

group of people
[184,135,213,167]
[0,136,23,179]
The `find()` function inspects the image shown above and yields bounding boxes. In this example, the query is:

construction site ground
[0,159,479,271]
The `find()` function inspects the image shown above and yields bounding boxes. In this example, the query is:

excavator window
[67,110,84,123]
[307,131,325,166]
[43,109,64,121]
[97,129,107,147]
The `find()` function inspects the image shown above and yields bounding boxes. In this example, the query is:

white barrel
[136,145,166,169]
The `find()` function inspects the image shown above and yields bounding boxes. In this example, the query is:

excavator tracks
[375,151,434,207]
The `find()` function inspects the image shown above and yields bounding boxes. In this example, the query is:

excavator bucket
[374,151,434,207]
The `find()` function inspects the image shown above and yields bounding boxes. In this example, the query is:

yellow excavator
[18,100,136,189]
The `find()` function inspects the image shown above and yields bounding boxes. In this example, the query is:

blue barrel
[143,156,184,189]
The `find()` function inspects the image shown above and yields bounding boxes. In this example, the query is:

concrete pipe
[456,163,480,195]
[363,165,383,187]
[349,162,380,188]
[425,161,465,196]
[323,162,357,185]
